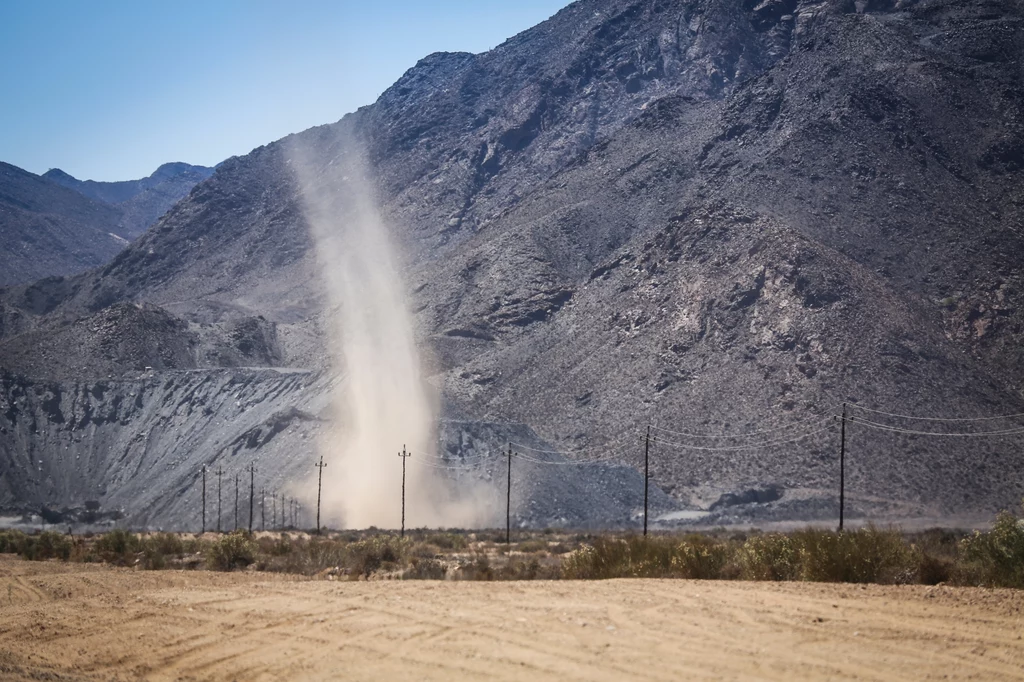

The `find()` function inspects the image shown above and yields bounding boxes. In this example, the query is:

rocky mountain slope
[0,162,128,287]
[43,162,215,238]
[2,0,1023,528]
[0,162,214,287]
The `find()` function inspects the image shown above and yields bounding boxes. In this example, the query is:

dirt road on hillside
[0,556,1021,681]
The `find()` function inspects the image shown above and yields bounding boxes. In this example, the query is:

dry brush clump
[3,503,1024,587]
[206,532,259,571]
[955,509,1024,588]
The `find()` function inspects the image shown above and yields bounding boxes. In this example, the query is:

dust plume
[288,128,496,529]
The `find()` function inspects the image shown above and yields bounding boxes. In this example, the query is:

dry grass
[2,503,1022,587]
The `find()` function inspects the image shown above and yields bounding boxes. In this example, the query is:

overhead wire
[509,433,638,455]
[512,448,631,466]
[848,415,1024,437]
[653,425,835,451]
[845,403,1024,422]
[650,410,839,439]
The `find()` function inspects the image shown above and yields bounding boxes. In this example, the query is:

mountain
[1,0,1023,528]
[43,162,215,238]
[0,162,128,287]
[0,162,214,288]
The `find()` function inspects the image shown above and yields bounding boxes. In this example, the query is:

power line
[418,450,493,463]
[849,415,1024,437]
[509,433,636,455]
[414,447,630,468]
[654,425,834,452]
[650,412,837,439]
[411,459,480,471]
[846,403,1024,422]
[513,449,631,466]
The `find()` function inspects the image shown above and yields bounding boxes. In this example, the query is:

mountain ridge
[1,0,1023,527]
[43,162,215,238]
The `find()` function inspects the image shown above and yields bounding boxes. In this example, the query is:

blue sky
[0,0,570,181]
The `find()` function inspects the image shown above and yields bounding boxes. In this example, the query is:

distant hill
[0,162,128,286]
[0,162,214,286]
[44,162,214,238]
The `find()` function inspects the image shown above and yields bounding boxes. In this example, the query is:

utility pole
[217,467,223,533]
[506,443,512,545]
[839,402,847,532]
[315,455,327,535]
[201,465,207,534]
[261,488,265,531]
[248,461,255,533]
[234,474,239,531]
[643,426,651,537]
[272,492,277,530]
[398,445,411,537]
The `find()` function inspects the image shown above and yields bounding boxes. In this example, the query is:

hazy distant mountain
[44,162,214,238]
[2,0,1023,528]
[0,162,128,286]
[0,162,214,287]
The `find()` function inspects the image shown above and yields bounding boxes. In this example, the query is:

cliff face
[2,0,1023,527]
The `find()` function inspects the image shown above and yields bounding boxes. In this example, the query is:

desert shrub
[429,532,468,551]
[562,536,725,579]
[918,553,953,585]
[403,557,448,580]
[267,538,349,575]
[0,530,26,554]
[498,557,560,580]
[206,531,258,571]
[258,535,296,557]
[93,529,143,565]
[955,509,1024,588]
[409,541,441,559]
[672,535,731,579]
[140,533,186,570]
[515,539,549,554]
[739,533,800,581]
[347,536,405,578]
[458,556,494,581]
[795,526,917,584]
[19,531,72,561]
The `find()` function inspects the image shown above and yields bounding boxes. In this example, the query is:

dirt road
[0,556,1021,681]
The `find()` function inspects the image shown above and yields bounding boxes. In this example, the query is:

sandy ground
[0,556,1022,681]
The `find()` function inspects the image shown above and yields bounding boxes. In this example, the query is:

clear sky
[0,0,571,182]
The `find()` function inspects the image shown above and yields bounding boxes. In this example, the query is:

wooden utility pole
[248,461,255,533]
[506,443,514,545]
[643,426,651,537]
[839,402,847,532]
[234,474,239,531]
[261,488,265,531]
[201,465,207,534]
[217,467,223,533]
[272,492,277,530]
[315,455,327,535]
[398,445,411,537]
